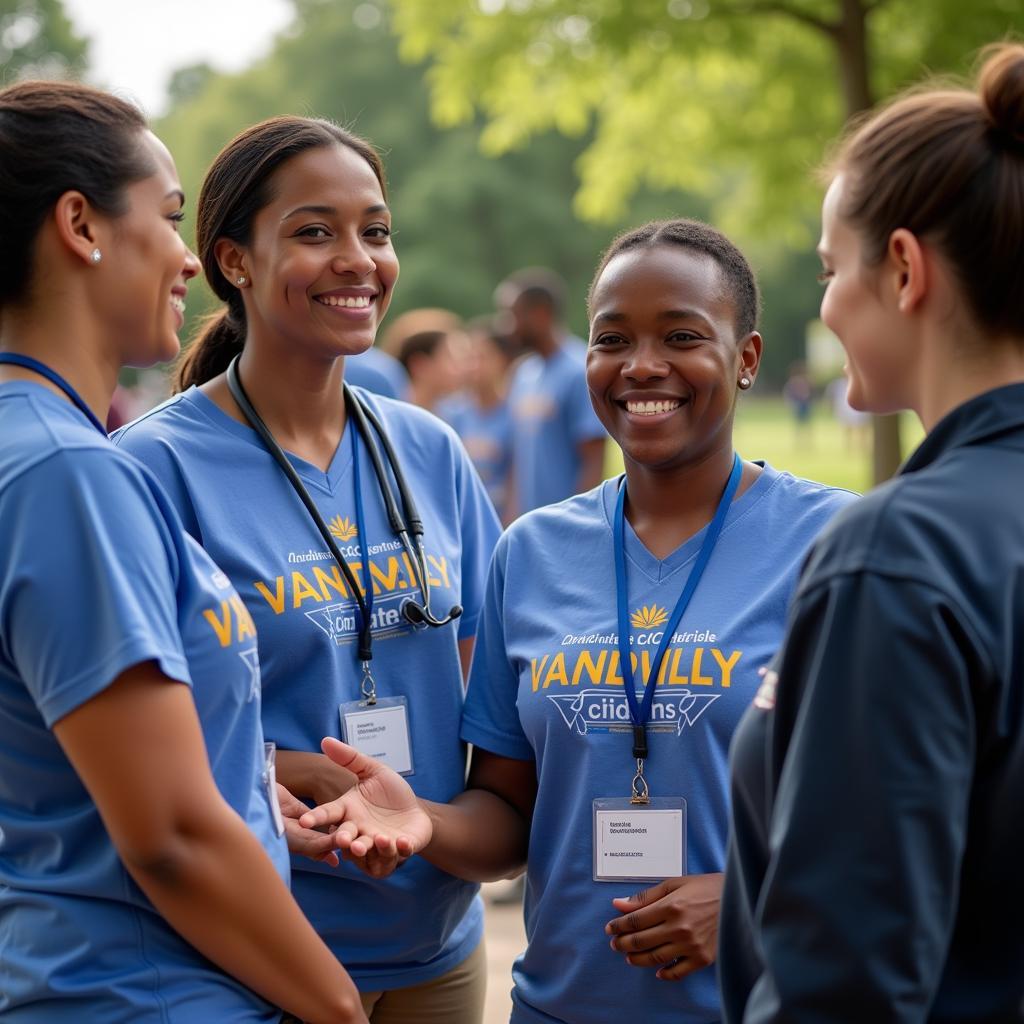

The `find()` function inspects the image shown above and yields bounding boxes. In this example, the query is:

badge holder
[263,742,286,838]
[339,661,415,776]
[592,796,687,883]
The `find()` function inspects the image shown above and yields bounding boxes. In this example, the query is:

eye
[667,330,702,344]
[590,333,627,348]
[364,224,391,240]
[296,225,331,239]
[168,210,185,230]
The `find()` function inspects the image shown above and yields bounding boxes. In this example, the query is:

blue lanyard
[0,353,107,436]
[349,422,374,648]
[614,453,742,769]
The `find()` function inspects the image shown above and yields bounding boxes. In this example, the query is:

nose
[330,233,376,278]
[623,341,669,381]
[182,247,200,282]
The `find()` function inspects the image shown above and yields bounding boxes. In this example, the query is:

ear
[52,191,103,266]
[213,237,249,288]
[738,331,763,385]
[887,229,927,314]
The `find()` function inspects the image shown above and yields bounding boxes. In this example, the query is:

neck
[0,303,118,427]
[916,333,1024,431]
[233,342,348,448]
[471,378,504,408]
[622,443,748,560]
[407,380,437,412]
[532,331,560,359]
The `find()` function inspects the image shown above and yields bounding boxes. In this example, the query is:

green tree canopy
[0,0,87,79]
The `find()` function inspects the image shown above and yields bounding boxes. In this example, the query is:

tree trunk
[833,0,903,484]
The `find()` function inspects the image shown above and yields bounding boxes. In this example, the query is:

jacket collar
[902,382,1024,475]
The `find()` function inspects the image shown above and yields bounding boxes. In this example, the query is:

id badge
[592,797,686,882]
[263,742,285,838]
[339,695,414,776]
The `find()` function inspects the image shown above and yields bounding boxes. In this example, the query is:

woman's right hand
[300,738,433,879]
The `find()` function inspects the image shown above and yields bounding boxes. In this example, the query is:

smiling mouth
[623,399,683,416]
[315,294,374,309]
[170,295,185,316]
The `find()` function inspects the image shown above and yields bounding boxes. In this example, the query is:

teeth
[626,399,682,415]
[170,295,185,314]
[318,294,372,308]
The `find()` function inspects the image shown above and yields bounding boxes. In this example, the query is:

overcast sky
[62,0,294,116]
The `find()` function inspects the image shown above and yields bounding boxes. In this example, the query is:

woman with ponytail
[720,43,1024,1022]
[113,116,500,1022]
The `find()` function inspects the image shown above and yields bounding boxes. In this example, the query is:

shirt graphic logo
[630,604,668,629]
[329,515,358,542]
[548,688,719,736]
[239,646,261,702]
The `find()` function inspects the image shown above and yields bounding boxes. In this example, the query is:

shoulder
[499,483,609,558]
[111,389,206,454]
[755,465,859,526]
[354,388,463,452]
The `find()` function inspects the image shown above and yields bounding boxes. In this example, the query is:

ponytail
[174,297,245,392]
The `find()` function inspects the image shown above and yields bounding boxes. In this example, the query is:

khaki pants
[282,941,487,1024]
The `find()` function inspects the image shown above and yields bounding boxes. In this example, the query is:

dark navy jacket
[720,383,1024,1023]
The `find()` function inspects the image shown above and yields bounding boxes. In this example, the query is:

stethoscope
[226,355,461,693]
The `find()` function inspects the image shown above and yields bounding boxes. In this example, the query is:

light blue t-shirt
[344,346,409,400]
[0,383,288,1023]
[113,385,501,991]
[437,393,513,512]
[461,465,856,1024]
[508,337,605,515]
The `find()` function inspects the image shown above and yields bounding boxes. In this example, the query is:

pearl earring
[739,376,752,389]
[236,275,247,286]
[90,248,102,264]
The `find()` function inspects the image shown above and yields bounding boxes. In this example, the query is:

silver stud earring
[90,248,102,264]
[739,376,752,390]
[236,275,247,286]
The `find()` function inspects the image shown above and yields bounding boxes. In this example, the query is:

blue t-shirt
[0,383,288,1023]
[508,337,605,515]
[461,465,856,1024]
[113,385,501,991]
[437,394,513,512]
[344,346,409,400]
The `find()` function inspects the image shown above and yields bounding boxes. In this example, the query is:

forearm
[419,788,529,882]
[125,803,365,1024]
[277,748,357,805]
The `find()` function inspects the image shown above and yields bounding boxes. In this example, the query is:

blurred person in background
[344,343,409,400]
[0,80,364,1024]
[437,316,516,522]
[497,266,606,519]
[393,324,467,414]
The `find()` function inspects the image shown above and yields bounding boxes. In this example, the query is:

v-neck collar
[600,462,778,584]
[185,385,354,497]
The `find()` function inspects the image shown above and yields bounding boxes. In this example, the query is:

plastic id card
[592,797,686,882]
[263,742,286,837]
[340,696,414,776]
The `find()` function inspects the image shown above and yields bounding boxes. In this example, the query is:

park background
[1,0,1018,1016]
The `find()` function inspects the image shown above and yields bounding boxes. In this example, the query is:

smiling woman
[112,115,501,1023]
[289,218,858,1024]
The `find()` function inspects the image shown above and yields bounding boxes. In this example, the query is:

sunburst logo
[328,515,357,541]
[631,604,668,628]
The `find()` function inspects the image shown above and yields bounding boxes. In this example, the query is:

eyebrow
[166,189,185,204]
[593,309,714,326]
[281,203,389,221]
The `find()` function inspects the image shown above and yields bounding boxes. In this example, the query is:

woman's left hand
[277,782,339,867]
[605,872,723,981]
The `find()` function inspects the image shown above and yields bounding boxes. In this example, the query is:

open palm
[299,738,433,877]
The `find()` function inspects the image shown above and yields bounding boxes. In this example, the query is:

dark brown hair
[175,116,387,391]
[0,80,151,305]
[829,42,1024,338]
[588,219,761,337]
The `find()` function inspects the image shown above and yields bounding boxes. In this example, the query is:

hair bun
[979,43,1024,151]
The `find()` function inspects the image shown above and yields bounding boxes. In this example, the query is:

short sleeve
[452,441,502,640]
[0,449,191,726]
[460,533,533,760]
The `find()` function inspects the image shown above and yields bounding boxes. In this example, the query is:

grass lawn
[603,397,925,494]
